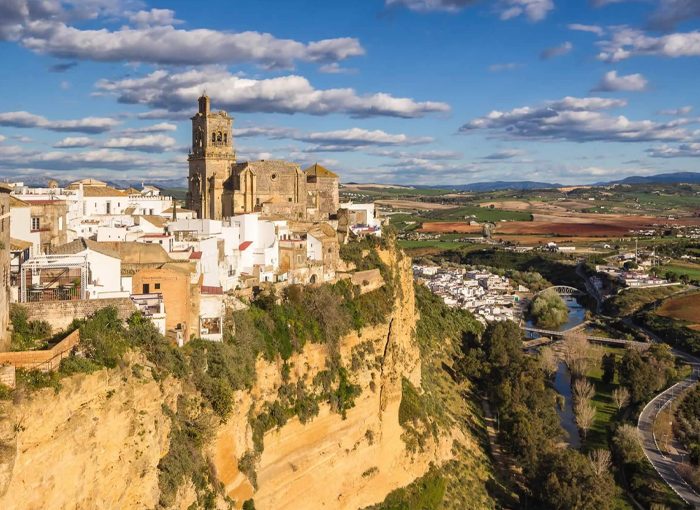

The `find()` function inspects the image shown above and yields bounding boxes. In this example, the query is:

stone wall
[0,329,79,373]
[21,298,136,332]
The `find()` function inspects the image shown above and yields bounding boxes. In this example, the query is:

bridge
[522,326,648,349]
[536,285,586,296]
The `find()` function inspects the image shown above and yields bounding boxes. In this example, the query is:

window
[155,283,161,290]
[143,283,150,294]
[212,133,216,143]
[31,217,41,231]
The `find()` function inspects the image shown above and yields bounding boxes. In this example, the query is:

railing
[0,329,80,372]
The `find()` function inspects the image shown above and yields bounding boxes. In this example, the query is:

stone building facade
[0,185,10,350]
[186,95,236,220]
[185,96,339,222]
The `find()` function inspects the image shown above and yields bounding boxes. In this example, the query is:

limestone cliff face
[212,247,448,510]
[0,247,442,510]
[0,358,180,510]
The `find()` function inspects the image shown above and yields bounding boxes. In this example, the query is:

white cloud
[658,106,693,115]
[319,63,356,74]
[96,68,450,118]
[540,41,572,59]
[592,70,648,92]
[567,23,604,36]
[0,110,118,133]
[20,22,364,69]
[103,134,177,153]
[126,9,181,27]
[121,122,177,134]
[488,62,522,72]
[648,143,700,158]
[460,96,696,143]
[385,0,477,13]
[54,136,94,148]
[483,149,527,160]
[598,26,700,62]
[498,0,554,22]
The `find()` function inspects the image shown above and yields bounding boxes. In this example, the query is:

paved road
[634,328,700,508]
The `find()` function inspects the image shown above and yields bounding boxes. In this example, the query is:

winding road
[577,264,700,507]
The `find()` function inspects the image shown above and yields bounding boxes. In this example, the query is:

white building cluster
[4,178,381,345]
[413,264,525,324]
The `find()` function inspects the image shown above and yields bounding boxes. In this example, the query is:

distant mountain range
[5,171,699,194]
[427,180,564,192]
[597,171,700,185]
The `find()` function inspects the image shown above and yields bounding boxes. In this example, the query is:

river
[529,296,586,448]
[553,361,581,449]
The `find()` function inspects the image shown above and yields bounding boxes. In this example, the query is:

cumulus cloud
[459,96,695,143]
[540,41,572,59]
[103,134,177,153]
[96,68,450,118]
[235,125,432,152]
[498,0,554,22]
[53,136,94,148]
[598,26,700,62]
[649,0,700,31]
[120,122,177,134]
[0,147,151,172]
[20,22,363,69]
[126,8,181,27]
[592,70,648,92]
[369,149,462,160]
[2,1,363,69]
[647,143,700,158]
[568,23,604,36]
[0,110,118,133]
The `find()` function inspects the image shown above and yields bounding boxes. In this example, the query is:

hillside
[0,241,498,510]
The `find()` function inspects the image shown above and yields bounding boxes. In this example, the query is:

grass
[660,263,700,281]
[398,239,465,250]
[584,346,626,451]
[603,285,685,316]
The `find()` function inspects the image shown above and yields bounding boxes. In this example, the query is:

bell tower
[186,94,236,219]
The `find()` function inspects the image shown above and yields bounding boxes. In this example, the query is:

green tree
[601,353,616,384]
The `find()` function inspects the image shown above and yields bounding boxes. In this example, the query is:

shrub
[59,356,102,376]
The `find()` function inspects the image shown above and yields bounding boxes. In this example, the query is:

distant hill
[424,181,563,192]
[602,172,700,185]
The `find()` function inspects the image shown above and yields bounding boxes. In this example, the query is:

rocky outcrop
[211,247,448,510]
[0,357,180,510]
[0,246,451,510]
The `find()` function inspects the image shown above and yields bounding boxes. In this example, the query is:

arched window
[217,132,222,142]
[211,133,216,143]
[223,133,227,144]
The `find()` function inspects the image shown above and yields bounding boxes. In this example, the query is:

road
[577,267,700,506]
[625,319,700,507]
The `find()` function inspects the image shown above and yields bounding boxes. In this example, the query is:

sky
[0,0,699,186]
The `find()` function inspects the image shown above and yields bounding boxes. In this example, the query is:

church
[186,95,339,221]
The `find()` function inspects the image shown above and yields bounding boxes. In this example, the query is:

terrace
[19,254,88,303]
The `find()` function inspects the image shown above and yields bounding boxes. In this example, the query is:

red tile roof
[189,251,202,260]
[201,285,224,295]
[239,241,253,251]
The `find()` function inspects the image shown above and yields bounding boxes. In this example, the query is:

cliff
[0,245,491,510]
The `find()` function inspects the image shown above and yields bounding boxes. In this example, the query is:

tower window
[270,173,277,181]
[224,133,227,144]
[217,132,222,142]
[212,133,216,143]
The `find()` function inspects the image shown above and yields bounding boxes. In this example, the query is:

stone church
[186,96,339,221]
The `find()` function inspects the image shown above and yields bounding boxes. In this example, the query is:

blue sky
[0,0,699,186]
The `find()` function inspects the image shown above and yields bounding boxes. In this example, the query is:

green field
[660,263,700,281]
[584,346,626,451]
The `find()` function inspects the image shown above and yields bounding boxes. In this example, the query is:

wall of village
[0,189,11,351]
[20,298,136,332]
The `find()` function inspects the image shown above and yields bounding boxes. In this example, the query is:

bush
[15,368,61,393]
[369,467,446,510]
[59,356,103,376]
[10,305,52,351]
[529,288,569,329]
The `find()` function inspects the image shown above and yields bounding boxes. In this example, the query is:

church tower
[186,95,236,219]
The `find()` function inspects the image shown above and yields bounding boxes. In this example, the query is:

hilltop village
[0,96,381,362]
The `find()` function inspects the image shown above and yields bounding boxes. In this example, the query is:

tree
[539,346,558,378]
[575,401,596,439]
[588,449,612,477]
[613,424,645,465]
[530,289,569,329]
[601,353,616,384]
[612,387,630,410]
[532,449,617,509]
[573,378,594,405]
[562,334,593,379]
